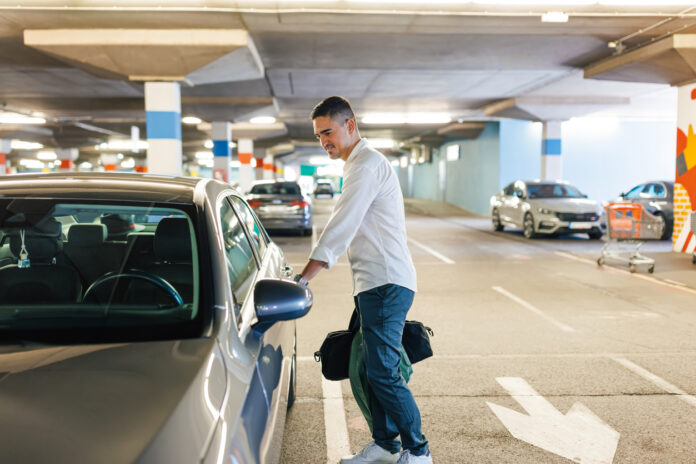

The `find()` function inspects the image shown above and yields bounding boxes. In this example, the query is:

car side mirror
[251,278,313,335]
[515,191,525,199]
[582,194,588,198]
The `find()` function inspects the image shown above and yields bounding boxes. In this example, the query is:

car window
[527,183,583,199]
[0,200,200,343]
[249,182,302,195]
[219,200,257,322]
[647,183,666,197]
[503,184,515,196]
[624,184,645,199]
[229,195,268,259]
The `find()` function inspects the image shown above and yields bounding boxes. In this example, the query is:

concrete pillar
[254,150,265,180]
[56,148,78,172]
[101,154,118,172]
[541,121,563,181]
[674,83,696,253]
[0,139,10,175]
[264,154,274,180]
[145,82,182,176]
[238,138,254,192]
[211,121,231,183]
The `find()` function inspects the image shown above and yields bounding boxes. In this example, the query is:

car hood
[0,338,217,464]
[529,198,600,213]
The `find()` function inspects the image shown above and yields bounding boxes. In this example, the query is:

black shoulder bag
[315,310,434,381]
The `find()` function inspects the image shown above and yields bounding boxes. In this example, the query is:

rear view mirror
[251,279,313,335]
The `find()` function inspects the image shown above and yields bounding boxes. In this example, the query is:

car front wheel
[523,213,536,239]
[492,209,504,231]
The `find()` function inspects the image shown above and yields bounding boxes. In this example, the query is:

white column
[263,154,274,179]
[238,138,254,192]
[134,156,147,173]
[211,121,231,182]
[674,83,696,253]
[101,154,119,172]
[0,139,10,175]
[541,121,563,181]
[55,148,78,172]
[254,149,265,181]
[145,82,182,176]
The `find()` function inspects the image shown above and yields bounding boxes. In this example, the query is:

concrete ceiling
[0,1,691,165]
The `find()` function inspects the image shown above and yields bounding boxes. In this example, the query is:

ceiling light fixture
[362,113,451,125]
[541,11,569,22]
[195,151,213,159]
[249,116,277,124]
[0,112,46,125]
[37,150,57,160]
[19,159,45,169]
[368,138,397,149]
[95,140,149,151]
[11,140,44,150]
[473,0,592,4]
[182,116,202,125]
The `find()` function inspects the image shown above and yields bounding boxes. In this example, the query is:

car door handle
[283,265,293,277]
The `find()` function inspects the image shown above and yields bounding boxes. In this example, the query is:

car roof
[0,172,209,203]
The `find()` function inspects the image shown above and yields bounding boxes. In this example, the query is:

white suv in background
[490,180,603,240]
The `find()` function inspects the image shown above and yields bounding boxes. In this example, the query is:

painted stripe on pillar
[213,140,229,158]
[255,158,265,168]
[239,152,253,164]
[543,139,561,155]
[146,111,182,139]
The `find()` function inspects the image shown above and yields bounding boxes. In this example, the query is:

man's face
[313,115,354,160]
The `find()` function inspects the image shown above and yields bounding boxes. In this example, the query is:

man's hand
[293,273,309,287]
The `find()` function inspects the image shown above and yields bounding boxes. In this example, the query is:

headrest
[7,218,62,262]
[153,218,192,262]
[68,224,106,246]
[100,214,135,239]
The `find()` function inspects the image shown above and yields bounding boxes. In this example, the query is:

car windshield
[0,199,201,344]
[527,183,584,199]
[250,183,301,195]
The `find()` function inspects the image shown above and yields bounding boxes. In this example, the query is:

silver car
[0,172,312,464]
[247,180,313,236]
[490,180,603,239]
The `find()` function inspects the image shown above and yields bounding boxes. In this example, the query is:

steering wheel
[83,270,183,306]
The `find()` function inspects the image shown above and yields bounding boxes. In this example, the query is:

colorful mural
[674,85,696,252]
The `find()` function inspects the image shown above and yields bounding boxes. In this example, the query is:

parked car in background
[247,180,313,236]
[314,180,335,198]
[613,181,673,240]
[0,172,312,464]
[490,180,603,239]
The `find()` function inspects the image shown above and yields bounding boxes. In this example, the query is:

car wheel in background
[523,213,536,239]
[655,213,670,240]
[588,229,603,240]
[303,228,313,236]
[492,209,504,231]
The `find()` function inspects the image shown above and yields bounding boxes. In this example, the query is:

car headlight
[537,208,556,216]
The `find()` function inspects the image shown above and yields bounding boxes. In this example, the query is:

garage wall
[562,118,676,203]
[499,119,542,189]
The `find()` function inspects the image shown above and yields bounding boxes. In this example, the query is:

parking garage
[1,1,696,463]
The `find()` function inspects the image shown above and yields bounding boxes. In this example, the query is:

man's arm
[297,259,327,284]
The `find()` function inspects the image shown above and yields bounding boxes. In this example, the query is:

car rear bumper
[258,216,312,230]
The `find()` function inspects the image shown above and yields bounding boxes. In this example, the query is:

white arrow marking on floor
[487,377,620,464]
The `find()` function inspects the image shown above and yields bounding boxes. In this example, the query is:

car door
[227,195,293,463]
[498,183,515,223]
[645,183,670,214]
[509,183,527,226]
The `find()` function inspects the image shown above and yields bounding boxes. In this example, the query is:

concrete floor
[276,197,696,464]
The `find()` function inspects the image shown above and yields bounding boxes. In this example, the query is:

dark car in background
[0,173,311,464]
[313,180,334,198]
[247,180,313,236]
[614,181,673,240]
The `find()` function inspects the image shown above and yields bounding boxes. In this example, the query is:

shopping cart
[597,202,664,273]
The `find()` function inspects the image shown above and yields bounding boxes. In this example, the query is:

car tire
[523,213,536,239]
[588,229,603,240]
[492,209,504,232]
[288,335,297,409]
[655,213,670,240]
[303,227,313,236]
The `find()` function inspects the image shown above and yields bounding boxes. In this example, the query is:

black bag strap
[348,307,360,332]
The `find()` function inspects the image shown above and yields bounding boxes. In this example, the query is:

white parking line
[322,377,351,464]
[492,286,576,333]
[312,225,318,248]
[611,357,696,408]
[407,238,455,264]
[554,251,696,297]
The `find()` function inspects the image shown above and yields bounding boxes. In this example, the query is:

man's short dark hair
[310,96,356,122]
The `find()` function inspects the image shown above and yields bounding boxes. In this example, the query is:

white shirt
[310,138,417,295]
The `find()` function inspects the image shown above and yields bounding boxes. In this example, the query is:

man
[295,96,431,464]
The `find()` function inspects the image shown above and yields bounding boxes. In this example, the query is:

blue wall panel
[499,119,542,190]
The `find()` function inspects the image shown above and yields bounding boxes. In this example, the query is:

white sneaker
[340,441,400,464]
[396,450,432,464]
